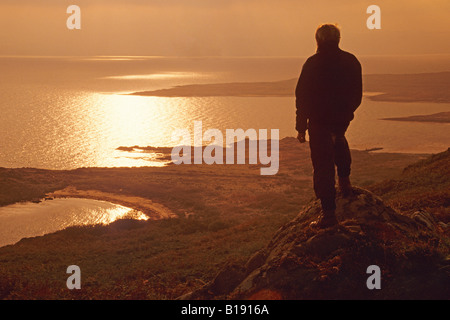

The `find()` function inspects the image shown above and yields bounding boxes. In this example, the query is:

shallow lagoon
[0,198,147,247]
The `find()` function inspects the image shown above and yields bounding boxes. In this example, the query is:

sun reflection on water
[76,93,187,168]
[101,72,209,80]
[93,205,149,225]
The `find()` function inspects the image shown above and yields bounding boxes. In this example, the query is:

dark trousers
[308,121,351,211]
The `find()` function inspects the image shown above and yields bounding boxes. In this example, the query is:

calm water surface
[0,198,148,247]
[0,56,448,244]
[0,56,449,169]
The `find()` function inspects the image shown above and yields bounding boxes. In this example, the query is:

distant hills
[130,72,450,103]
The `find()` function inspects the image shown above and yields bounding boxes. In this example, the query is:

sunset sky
[1,0,449,56]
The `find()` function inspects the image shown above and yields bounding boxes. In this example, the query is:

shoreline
[381,111,450,123]
[0,141,437,173]
[46,186,178,220]
[0,140,433,212]
[0,137,446,299]
[127,72,450,104]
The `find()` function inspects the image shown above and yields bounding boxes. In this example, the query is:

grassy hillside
[369,148,450,223]
[0,140,444,299]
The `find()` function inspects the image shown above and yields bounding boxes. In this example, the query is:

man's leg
[333,123,352,196]
[308,123,338,227]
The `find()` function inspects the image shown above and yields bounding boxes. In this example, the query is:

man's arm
[350,57,363,112]
[295,61,311,137]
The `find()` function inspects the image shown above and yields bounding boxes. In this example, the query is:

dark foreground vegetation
[0,139,447,299]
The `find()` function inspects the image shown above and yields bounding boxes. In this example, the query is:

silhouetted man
[295,24,362,228]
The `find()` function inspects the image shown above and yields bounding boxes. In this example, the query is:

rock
[178,187,450,300]
[208,263,246,295]
[177,262,246,300]
[294,231,352,258]
[244,250,267,274]
[438,222,449,230]
[411,210,439,231]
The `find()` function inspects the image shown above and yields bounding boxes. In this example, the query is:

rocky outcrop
[179,188,449,300]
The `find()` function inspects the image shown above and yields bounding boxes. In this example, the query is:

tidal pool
[0,198,148,247]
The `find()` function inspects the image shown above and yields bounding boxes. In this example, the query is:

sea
[0,54,449,246]
[1,55,449,169]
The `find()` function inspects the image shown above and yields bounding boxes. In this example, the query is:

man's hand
[297,132,306,143]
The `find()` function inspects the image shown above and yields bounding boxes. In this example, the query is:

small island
[382,111,450,123]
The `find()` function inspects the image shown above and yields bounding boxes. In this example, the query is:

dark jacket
[295,44,362,133]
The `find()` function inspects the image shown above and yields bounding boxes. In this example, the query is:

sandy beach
[46,186,177,220]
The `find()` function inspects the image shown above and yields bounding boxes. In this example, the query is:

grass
[0,138,436,299]
[369,148,450,222]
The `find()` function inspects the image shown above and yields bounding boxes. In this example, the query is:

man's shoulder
[339,49,361,65]
[304,49,359,61]
[305,53,320,62]
[302,53,320,68]
[302,49,361,69]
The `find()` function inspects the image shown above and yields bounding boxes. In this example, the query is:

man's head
[315,24,340,50]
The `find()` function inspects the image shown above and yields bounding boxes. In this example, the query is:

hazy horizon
[2,0,449,57]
